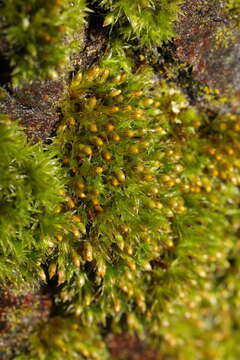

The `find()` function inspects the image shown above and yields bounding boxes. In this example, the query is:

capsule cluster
[53,65,193,315]
[52,63,240,349]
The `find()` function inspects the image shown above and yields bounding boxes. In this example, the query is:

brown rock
[175,0,240,93]
[107,333,161,360]
[0,80,64,142]
[0,287,51,359]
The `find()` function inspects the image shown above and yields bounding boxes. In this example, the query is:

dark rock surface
[107,334,161,360]
[0,80,64,142]
[0,288,51,359]
[175,0,240,94]
[0,24,107,143]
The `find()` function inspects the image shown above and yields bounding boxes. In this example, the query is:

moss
[0,0,86,85]
[34,57,240,359]
[1,2,240,359]
[0,114,67,284]
[17,317,110,360]
[225,0,240,23]
[93,0,183,47]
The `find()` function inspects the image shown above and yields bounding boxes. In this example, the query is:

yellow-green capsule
[91,136,104,147]
[110,132,121,142]
[58,124,66,133]
[71,215,82,223]
[109,89,122,97]
[105,106,119,114]
[72,71,82,85]
[84,242,93,262]
[95,166,104,174]
[67,117,76,127]
[72,255,81,267]
[77,191,86,199]
[49,263,57,279]
[88,123,98,132]
[140,98,154,106]
[82,145,93,156]
[78,223,86,234]
[67,198,75,209]
[141,260,152,271]
[126,259,136,271]
[38,268,46,282]
[96,260,106,277]
[78,274,85,287]
[127,313,138,329]
[111,177,120,187]
[105,122,115,132]
[86,66,100,80]
[72,226,80,238]
[123,129,135,138]
[115,95,124,103]
[102,151,112,161]
[103,14,114,27]
[84,293,92,306]
[95,204,103,212]
[129,145,140,154]
[115,234,124,250]
[115,169,126,182]
[75,305,83,317]
[113,298,121,313]
[130,90,144,97]
[86,96,97,109]
[146,199,156,209]
[58,269,65,284]
[99,68,110,82]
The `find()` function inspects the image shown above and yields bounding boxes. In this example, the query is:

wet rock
[71,25,107,71]
[0,80,65,143]
[175,0,240,93]
[0,287,51,359]
[107,333,161,360]
[0,22,106,143]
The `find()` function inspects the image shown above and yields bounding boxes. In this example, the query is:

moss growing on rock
[40,58,240,359]
[1,1,240,359]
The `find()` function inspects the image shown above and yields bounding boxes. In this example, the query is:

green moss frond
[225,0,240,16]
[19,318,110,360]
[1,0,86,85]
[95,0,183,47]
[47,55,240,357]
[0,114,66,284]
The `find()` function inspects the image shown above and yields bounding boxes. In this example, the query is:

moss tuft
[94,0,183,47]
[0,114,66,284]
[0,0,86,85]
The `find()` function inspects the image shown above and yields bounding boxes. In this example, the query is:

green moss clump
[226,0,240,21]
[16,317,110,360]
[0,0,86,85]
[1,2,240,352]
[0,114,66,284]
[42,57,240,359]
[94,0,183,47]
[52,63,192,316]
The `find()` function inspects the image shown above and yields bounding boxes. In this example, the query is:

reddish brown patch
[175,0,240,92]
[0,288,51,359]
[107,333,161,360]
[0,80,64,142]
